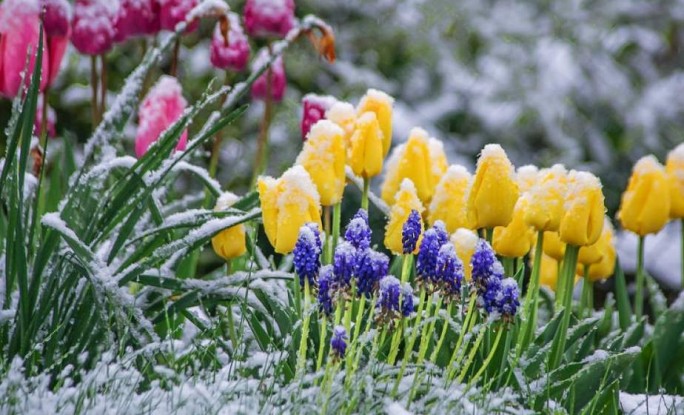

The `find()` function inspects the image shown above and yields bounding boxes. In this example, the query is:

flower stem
[456,324,488,383]
[466,327,504,387]
[251,43,274,186]
[485,228,493,245]
[580,274,593,318]
[361,177,369,211]
[392,289,427,395]
[635,236,645,319]
[208,72,233,180]
[90,55,99,129]
[548,244,580,370]
[331,202,342,261]
[429,302,453,363]
[170,38,180,77]
[417,295,440,363]
[296,280,311,378]
[681,219,684,289]
[517,231,544,356]
[316,315,328,371]
[447,292,477,369]
[99,54,107,119]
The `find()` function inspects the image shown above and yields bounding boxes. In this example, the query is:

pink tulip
[114,0,160,43]
[251,49,286,102]
[135,75,188,158]
[71,0,118,56]
[244,0,295,40]
[0,0,49,97]
[210,13,250,72]
[35,96,57,138]
[159,0,198,32]
[300,94,337,141]
[43,0,72,37]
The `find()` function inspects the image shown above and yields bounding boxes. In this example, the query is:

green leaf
[613,260,631,331]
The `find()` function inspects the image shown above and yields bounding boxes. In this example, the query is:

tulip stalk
[517,231,544,355]
[548,244,579,370]
[447,292,477,371]
[429,302,453,363]
[681,219,684,289]
[361,178,370,211]
[392,288,426,396]
[252,44,274,185]
[90,56,99,128]
[296,280,312,379]
[99,54,107,118]
[580,274,593,318]
[635,236,645,318]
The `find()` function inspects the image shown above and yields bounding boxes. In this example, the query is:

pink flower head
[210,13,250,72]
[35,96,57,138]
[244,0,295,40]
[250,49,286,103]
[159,0,198,33]
[43,0,73,37]
[135,75,188,158]
[71,0,118,56]
[114,0,160,43]
[0,0,49,97]
[300,94,337,141]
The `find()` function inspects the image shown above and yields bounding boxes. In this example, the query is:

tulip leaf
[613,260,631,331]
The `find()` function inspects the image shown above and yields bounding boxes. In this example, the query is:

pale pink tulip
[251,49,286,102]
[114,0,160,42]
[135,75,188,158]
[210,13,250,72]
[300,94,336,140]
[71,0,118,56]
[244,0,295,39]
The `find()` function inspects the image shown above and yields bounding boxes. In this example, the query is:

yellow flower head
[559,171,605,246]
[211,192,247,260]
[666,143,684,219]
[577,218,616,281]
[296,120,347,206]
[536,253,581,292]
[380,128,448,205]
[428,165,472,233]
[326,101,356,147]
[524,164,569,232]
[516,165,539,194]
[618,155,671,237]
[493,196,535,258]
[348,112,384,179]
[384,179,425,254]
[450,228,479,281]
[356,88,394,156]
[543,231,566,261]
[467,144,520,229]
[257,165,322,254]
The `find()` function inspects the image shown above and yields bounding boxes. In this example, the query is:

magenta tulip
[244,0,295,39]
[251,49,286,102]
[114,0,160,42]
[159,0,198,32]
[71,0,118,56]
[300,94,337,140]
[210,13,250,72]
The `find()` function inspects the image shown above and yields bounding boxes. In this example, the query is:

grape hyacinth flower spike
[344,209,371,250]
[293,223,323,289]
[470,239,501,292]
[354,249,389,297]
[402,209,422,255]
[498,278,520,323]
[375,275,402,326]
[317,265,334,316]
[400,283,416,317]
[435,243,464,302]
[330,325,348,360]
[332,241,356,292]
[416,224,447,287]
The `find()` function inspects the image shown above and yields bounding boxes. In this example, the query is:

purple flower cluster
[330,325,348,359]
[415,222,462,300]
[375,276,414,325]
[470,239,499,292]
[344,209,371,250]
[354,249,389,297]
[470,239,520,320]
[435,243,463,301]
[332,241,356,289]
[317,265,335,316]
[402,210,422,254]
[293,223,322,288]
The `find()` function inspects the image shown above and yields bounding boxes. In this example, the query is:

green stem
[251,43,274,186]
[430,302,453,363]
[681,219,684,290]
[456,325,488,383]
[296,280,311,378]
[99,54,107,119]
[485,228,493,245]
[361,177,369,211]
[392,289,427,395]
[416,294,436,363]
[517,231,544,356]
[316,315,328,371]
[580,273,593,318]
[635,236,645,319]
[548,244,580,370]
[417,296,441,363]
[466,327,504,387]
[330,202,342,263]
[90,55,99,129]
[447,293,476,369]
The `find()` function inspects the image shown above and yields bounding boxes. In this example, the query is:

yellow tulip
[577,218,616,281]
[666,143,684,219]
[524,164,568,232]
[211,192,247,260]
[428,165,472,233]
[380,128,448,205]
[543,231,566,261]
[537,253,581,291]
[493,196,535,258]
[617,155,671,237]
[257,165,322,254]
[450,228,479,281]
[384,179,425,254]
[296,120,347,206]
[356,88,394,156]
[559,171,605,246]
[516,165,539,194]
[348,112,384,179]
[326,101,356,147]
[467,144,520,229]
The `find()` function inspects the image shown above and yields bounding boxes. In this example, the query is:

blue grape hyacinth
[332,241,357,290]
[498,277,520,322]
[470,239,500,290]
[435,243,464,301]
[331,325,348,359]
[354,249,389,297]
[401,283,416,317]
[317,265,335,316]
[416,226,443,284]
[402,209,422,254]
[293,223,322,288]
[344,209,371,250]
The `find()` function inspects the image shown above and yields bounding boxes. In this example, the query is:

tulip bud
[516,165,539,194]
[114,0,160,42]
[211,192,247,260]
[618,156,670,237]
[159,0,198,32]
[559,171,605,246]
[428,165,472,233]
[577,218,615,281]
[538,254,559,292]
[135,75,188,157]
[384,179,425,254]
[44,0,73,37]
[524,164,568,232]
[257,165,322,254]
[666,143,684,219]
[450,228,479,281]
[380,128,448,206]
[467,144,520,229]
[326,101,356,146]
[348,112,384,179]
[244,0,295,40]
[251,49,287,102]
[72,0,118,55]
[210,13,250,72]
[493,196,535,258]
[296,120,346,206]
[301,94,337,141]
[543,231,565,261]
[356,89,394,156]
